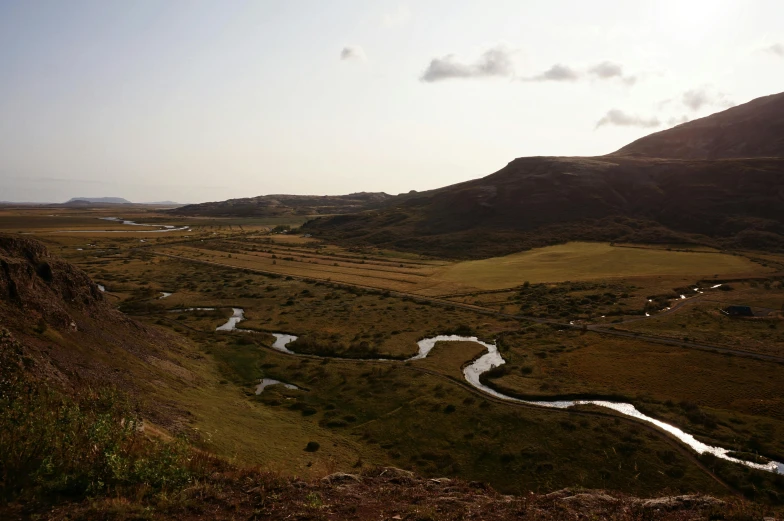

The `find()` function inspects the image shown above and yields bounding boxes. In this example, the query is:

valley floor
[3,209,784,511]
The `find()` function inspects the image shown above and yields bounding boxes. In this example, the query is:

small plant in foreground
[0,330,212,506]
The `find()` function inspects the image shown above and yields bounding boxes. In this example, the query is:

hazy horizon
[2,0,783,204]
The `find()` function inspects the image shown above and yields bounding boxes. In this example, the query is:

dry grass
[605,278,784,354]
[155,244,468,295]
[489,327,784,467]
[151,241,775,299]
[9,216,784,504]
[8,467,763,521]
[438,242,769,290]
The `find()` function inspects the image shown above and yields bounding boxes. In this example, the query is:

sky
[1,0,783,203]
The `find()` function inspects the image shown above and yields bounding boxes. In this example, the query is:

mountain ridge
[302,93,784,258]
[66,197,132,204]
[612,91,784,160]
[169,191,393,217]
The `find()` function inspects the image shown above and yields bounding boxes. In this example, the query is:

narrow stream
[216,308,246,331]
[271,333,298,354]
[255,378,300,394]
[57,217,190,233]
[452,335,784,475]
[187,307,784,475]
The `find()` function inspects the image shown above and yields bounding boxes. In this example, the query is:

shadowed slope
[304,93,784,258]
[613,91,784,160]
[304,156,784,258]
[169,192,393,217]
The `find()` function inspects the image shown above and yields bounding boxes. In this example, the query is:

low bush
[0,330,213,506]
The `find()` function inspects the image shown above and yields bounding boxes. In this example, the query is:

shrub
[0,330,208,505]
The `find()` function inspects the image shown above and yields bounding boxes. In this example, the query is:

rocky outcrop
[0,234,108,329]
[27,466,749,520]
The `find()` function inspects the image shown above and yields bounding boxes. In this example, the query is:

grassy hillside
[303,156,784,258]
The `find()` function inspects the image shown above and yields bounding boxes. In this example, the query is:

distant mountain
[613,92,784,160]
[143,201,181,206]
[303,93,784,258]
[66,197,131,204]
[169,192,393,217]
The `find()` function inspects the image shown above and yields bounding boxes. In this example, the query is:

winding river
[256,378,300,394]
[58,217,190,233]
[216,308,248,332]
[207,307,784,475]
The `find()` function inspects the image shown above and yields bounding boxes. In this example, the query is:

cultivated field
[438,242,769,290]
[145,240,774,301]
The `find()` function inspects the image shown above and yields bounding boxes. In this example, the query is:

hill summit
[303,92,784,258]
[613,92,784,160]
[65,197,131,204]
[169,192,393,217]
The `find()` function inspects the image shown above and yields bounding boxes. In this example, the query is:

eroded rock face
[0,235,107,328]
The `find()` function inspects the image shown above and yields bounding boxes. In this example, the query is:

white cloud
[588,61,636,85]
[383,5,411,27]
[682,89,710,111]
[524,64,580,82]
[667,115,690,126]
[420,46,514,82]
[589,61,623,79]
[682,88,734,111]
[340,46,366,62]
[596,109,660,129]
[766,43,784,56]
[521,60,636,84]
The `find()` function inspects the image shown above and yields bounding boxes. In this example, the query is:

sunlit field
[438,242,768,290]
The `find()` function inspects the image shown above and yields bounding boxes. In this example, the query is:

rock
[543,489,574,500]
[638,495,723,510]
[557,492,619,511]
[379,467,414,478]
[430,477,452,484]
[321,472,361,484]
